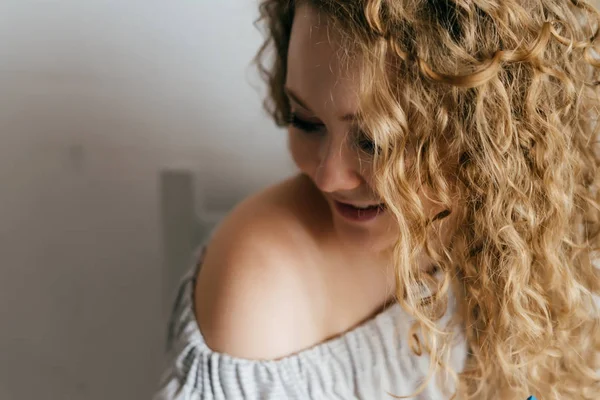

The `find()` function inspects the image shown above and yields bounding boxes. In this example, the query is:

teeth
[338,201,386,210]
[354,204,379,209]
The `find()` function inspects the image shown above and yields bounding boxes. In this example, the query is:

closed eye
[355,131,379,155]
[357,135,375,154]
[288,113,325,133]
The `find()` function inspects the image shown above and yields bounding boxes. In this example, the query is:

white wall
[3,1,600,400]
[0,1,293,399]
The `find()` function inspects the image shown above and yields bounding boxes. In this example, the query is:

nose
[313,136,362,194]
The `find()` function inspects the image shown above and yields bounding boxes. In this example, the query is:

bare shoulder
[194,174,329,360]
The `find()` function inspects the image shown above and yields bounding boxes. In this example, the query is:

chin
[332,214,396,253]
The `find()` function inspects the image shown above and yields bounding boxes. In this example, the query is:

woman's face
[285,3,457,256]
[285,3,398,252]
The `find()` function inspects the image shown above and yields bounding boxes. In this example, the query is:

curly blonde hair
[254,0,600,398]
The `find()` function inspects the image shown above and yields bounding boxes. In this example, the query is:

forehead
[286,3,359,117]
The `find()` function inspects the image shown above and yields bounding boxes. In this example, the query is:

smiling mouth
[333,201,387,222]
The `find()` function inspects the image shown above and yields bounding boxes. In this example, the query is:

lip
[332,200,386,222]
[337,201,382,208]
[330,196,384,209]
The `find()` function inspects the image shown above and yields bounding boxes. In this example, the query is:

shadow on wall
[159,168,229,322]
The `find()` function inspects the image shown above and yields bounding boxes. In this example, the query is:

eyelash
[288,112,377,155]
[357,135,376,154]
[288,113,324,133]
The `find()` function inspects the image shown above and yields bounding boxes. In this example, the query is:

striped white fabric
[153,246,468,400]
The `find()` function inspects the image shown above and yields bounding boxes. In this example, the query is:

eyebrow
[284,86,358,121]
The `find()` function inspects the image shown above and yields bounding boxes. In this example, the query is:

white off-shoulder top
[153,243,469,400]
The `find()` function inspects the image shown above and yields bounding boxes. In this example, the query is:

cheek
[353,152,375,188]
[359,162,375,187]
[288,130,320,176]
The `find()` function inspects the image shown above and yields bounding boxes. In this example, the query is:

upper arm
[193,202,318,360]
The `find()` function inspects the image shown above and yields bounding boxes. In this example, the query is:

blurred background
[3,1,600,400]
[0,1,294,399]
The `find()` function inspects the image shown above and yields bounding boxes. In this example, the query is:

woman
[154,0,600,399]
